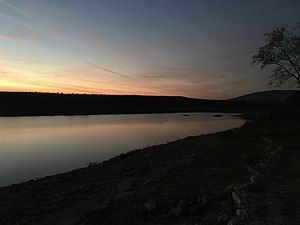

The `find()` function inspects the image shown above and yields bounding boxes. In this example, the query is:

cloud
[0,33,133,80]
[0,34,40,48]
[83,61,131,79]
[0,11,97,61]
[0,33,245,98]
[0,0,28,17]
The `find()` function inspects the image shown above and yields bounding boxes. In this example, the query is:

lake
[0,113,245,186]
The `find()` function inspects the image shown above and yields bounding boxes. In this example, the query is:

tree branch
[280,45,300,77]
[275,62,300,85]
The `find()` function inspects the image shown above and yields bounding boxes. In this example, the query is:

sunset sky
[0,0,299,99]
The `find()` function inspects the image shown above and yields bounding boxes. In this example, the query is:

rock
[225,182,253,193]
[114,191,134,200]
[192,215,201,222]
[42,178,59,184]
[213,114,224,117]
[117,178,134,192]
[266,200,284,214]
[93,198,113,212]
[247,165,260,174]
[161,213,168,220]
[248,221,266,225]
[216,214,229,223]
[133,203,146,214]
[247,165,260,183]
[225,183,237,193]
[170,199,189,217]
[143,200,156,212]
[84,199,114,224]
[188,203,202,215]
[142,222,157,225]
[221,201,233,213]
[142,178,154,185]
[260,136,272,145]
[188,197,207,215]
[236,182,253,191]
[250,173,260,183]
[27,208,43,216]
[227,218,237,225]
[267,214,285,225]
[259,162,267,168]
[232,191,241,208]
[197,196,207,205]
[236,209,248,221]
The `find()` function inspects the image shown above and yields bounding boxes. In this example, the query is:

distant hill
[0,92,224,116]
[0,90,298,116]
[229,90,300,103]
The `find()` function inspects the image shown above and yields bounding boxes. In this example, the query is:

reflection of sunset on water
[0,113,244,186]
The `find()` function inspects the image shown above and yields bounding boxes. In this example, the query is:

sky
[0,0,299,99]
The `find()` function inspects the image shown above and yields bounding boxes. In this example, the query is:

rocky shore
[0,113,299,225]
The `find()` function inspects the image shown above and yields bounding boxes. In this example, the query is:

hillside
[229,90,300,103]
[0,92,224,116]
[0,90,299,116]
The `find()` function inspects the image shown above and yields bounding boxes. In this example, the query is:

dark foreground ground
[0,113,299,225]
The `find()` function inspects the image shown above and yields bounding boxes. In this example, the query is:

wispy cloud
[0,34,41,49]
[0,11,97,60]
[0,32,226,97]
[0,33,133,80]
[0,0,28,17]
[84,61,130,79]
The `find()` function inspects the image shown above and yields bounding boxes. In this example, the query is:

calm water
[0,113,245,186]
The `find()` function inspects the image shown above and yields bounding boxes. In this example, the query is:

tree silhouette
[252,25,300,87]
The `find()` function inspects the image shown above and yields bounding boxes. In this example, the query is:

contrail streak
[0,0,28,17]
[84,61,130,78]
[0,34,131,79]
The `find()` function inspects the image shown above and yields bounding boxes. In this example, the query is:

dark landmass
[229,90,300,103]
[213,114,224,117]
[0,112,299,225]
[0,90,299,116]
[0,90,299,224]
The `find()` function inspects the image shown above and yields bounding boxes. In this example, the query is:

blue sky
[0,0,299,98]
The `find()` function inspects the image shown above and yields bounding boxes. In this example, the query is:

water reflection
[0,113,245,186]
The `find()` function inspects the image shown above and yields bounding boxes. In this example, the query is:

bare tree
[252,25,300,87]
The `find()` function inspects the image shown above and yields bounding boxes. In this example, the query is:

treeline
[0,91,298,116]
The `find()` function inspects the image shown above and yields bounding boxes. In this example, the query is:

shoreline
[2,90,296,118]
[0,112,245,188]
[0,112,299,224]
[0,111,242,118]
